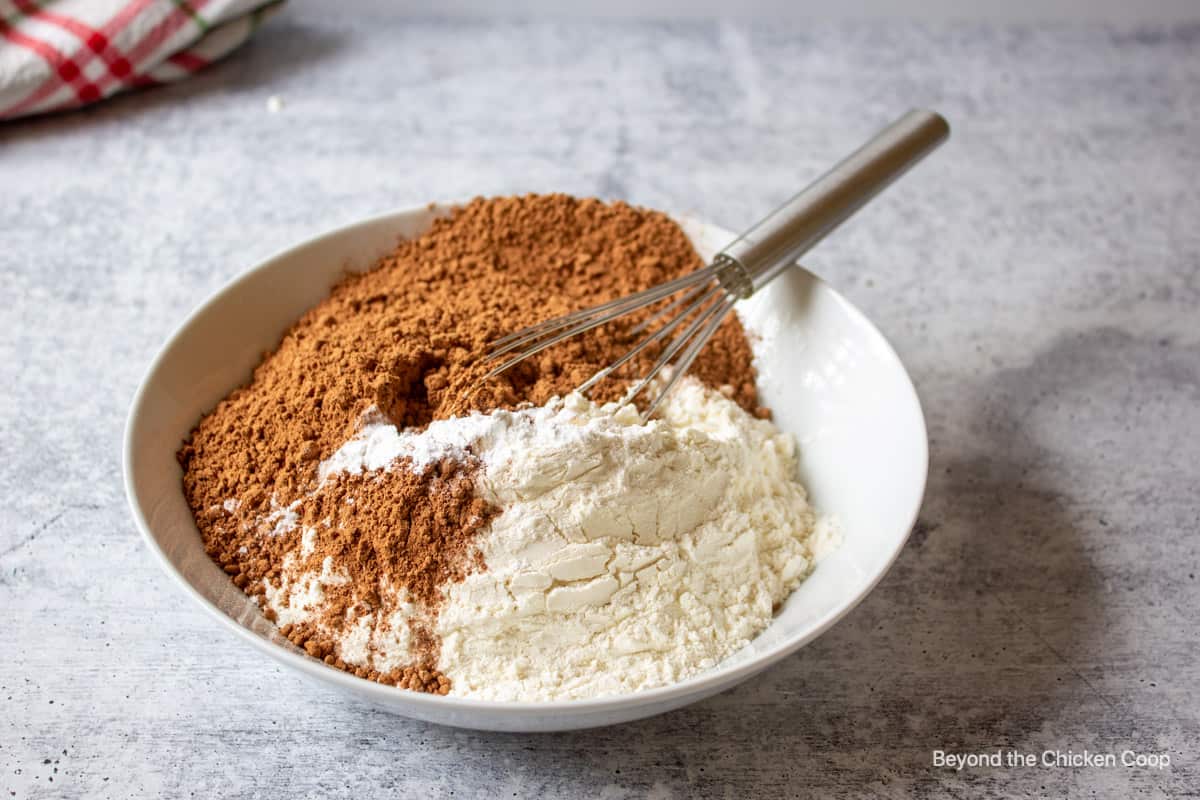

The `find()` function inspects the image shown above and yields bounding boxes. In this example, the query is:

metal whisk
[483,109,950,418]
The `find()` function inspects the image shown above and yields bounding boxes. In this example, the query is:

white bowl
[124,204,927,732]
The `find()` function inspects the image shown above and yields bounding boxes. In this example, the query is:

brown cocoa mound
[178,194,762,693]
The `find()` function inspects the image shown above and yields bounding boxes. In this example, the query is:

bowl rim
[123,202,928,715]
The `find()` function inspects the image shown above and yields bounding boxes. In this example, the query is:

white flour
[262,378,829,701]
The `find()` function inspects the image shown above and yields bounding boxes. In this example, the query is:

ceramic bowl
[124,203,927,732]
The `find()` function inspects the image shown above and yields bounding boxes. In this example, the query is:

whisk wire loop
[618,292,734,415]
[642,295,736,419]
[486,262,723,359]
[479,265,736,420]
[575,281,725,396]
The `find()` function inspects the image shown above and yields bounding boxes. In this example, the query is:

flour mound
[305,378,822,701]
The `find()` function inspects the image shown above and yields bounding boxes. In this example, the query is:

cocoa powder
[271,456,493,694]
[179,194,762,693]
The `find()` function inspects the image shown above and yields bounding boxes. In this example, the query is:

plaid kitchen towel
[0,0,280,120]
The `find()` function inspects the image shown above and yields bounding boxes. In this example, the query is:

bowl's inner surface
[126,206,925,722]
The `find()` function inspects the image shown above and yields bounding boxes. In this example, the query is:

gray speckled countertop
[2,7,1199,798]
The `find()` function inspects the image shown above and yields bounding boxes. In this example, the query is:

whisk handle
[719,109,949,297]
